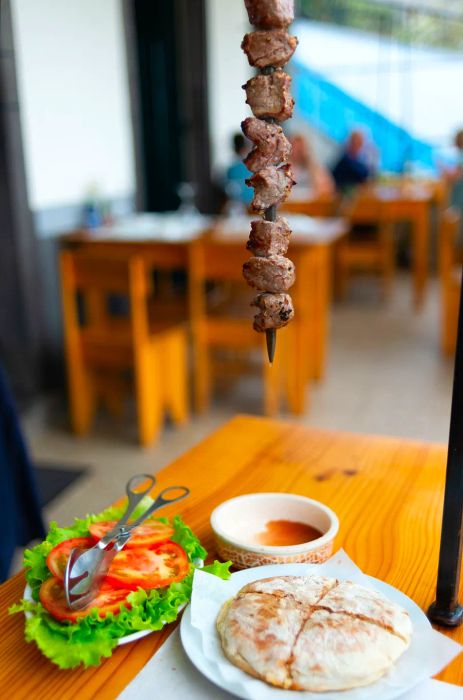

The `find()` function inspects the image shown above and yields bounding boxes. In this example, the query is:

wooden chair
[439,208,461,356]
[60,249,188,445]
[280,194,339,218]
[335,190,395,299]
[188,240,300,416]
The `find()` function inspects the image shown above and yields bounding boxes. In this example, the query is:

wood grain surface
[1,415,461,698]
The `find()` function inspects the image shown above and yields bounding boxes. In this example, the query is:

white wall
[206,0,252,174]
[11,0,135,211]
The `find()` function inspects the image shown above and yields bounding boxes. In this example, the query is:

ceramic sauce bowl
[210,492,339,569]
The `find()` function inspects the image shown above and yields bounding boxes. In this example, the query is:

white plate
[23,557,203,647]
[180,564,435,700]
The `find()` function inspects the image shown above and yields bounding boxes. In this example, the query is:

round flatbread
[216,575,412,692]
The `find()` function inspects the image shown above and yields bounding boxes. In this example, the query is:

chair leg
[443,286,459,356]
[163,330,189,426]
[192,330,211,413]
[134,343,162,446]
[263,335,284,416]
[68,362,95,436]
[381,238,395,301]
[285,324,306,415]
[263,363,279,416]
[335,252,349,301]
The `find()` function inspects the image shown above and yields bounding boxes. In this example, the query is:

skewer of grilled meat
[247,164,295,211]
[244,0,294,28]
[242,30,298,69]
[243,70,294,121]
[243,255,295,293]
[241,0,296,361]
[246,217,291,257]
[252,293,294,331]
[242,117,291,172]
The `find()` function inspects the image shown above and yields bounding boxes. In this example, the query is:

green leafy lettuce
[9,501,230,669]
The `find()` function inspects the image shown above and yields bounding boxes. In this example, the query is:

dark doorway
[130,0,214,213]
[0,1,42,400]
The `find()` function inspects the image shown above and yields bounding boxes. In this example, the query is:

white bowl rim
[210,492,339,554]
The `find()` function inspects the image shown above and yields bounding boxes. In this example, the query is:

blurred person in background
[289,133,335,198]
[331,129,375,192]
[224,132,253,207]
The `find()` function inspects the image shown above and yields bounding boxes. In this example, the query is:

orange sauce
[255,519,323,546]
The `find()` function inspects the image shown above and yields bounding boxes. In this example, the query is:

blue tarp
[292,60,436,173]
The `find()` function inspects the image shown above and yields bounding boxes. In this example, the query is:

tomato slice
[88,520,174,549]
[46,537,95,580]
[105,541,189,591]
[39,577,132,623]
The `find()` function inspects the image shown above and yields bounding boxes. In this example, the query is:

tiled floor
[21,274,454,532]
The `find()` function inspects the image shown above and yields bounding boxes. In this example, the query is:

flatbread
[216,575,412,692]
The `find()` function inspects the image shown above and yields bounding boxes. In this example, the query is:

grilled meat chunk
[242,117,291,172]
[242,30,298,68]
[244,0,294,29]
[246,164,295,211]
[243,70,294,121]
[247,217,291,257]
[252,292,294,331]
[243,255,295,293]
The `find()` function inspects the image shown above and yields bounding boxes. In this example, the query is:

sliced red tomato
[88,520,174,549]
[105,541,189,591]
[39,577,132,623]
[46,537,95,580]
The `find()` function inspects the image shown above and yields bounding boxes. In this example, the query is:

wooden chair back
[188,239,287,414]
[60,249,150,351]
[188,239,255,339]
[60,248,189,443]
[342,188,387,225]
[335,189,394,299]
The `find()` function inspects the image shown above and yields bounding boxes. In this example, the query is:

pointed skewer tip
[266,329,276,364]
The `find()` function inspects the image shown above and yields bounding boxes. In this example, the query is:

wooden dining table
[0,415,462,697]
[288,181,437,310]
[62,212,348,392]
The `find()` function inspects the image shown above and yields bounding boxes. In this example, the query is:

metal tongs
[64,474,190,610]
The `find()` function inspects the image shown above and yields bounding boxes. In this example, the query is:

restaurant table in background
[62,212,348,393]
[1,415,462,698]
[60,211,213,268]
[289,181,436,309]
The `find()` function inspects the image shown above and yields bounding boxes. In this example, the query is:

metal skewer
[261,64,279,365]
[264,203,278,363]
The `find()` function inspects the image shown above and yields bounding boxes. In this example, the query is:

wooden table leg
[284,322,306,415]
[311,245,331,381]
[412,204,429,311]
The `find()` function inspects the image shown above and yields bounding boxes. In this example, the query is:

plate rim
[180,563,433,700]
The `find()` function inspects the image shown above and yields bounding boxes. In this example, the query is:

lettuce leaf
[10,502,230,669]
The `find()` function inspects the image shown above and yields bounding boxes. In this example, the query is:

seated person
[331,130,373,192]
[224,133,253,207]
[290,133,335,198]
